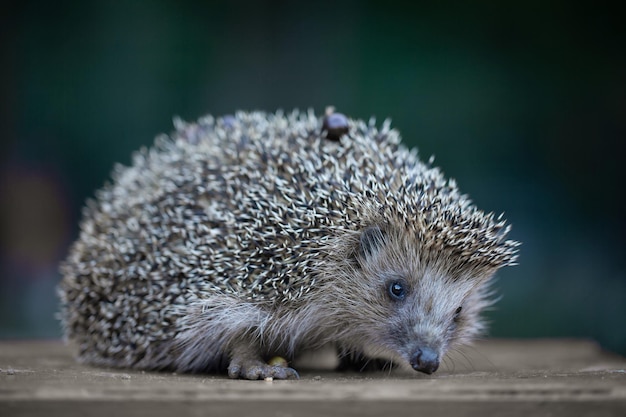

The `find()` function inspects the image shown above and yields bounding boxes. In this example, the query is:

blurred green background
[1,1,624,356]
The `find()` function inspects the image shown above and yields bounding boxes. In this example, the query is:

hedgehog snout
[409,346,440,374]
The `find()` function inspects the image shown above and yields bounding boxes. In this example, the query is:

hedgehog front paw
[227,358,299,380]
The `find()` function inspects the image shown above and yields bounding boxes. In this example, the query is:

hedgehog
[58,108,519,380]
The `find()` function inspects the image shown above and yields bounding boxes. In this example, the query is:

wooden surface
[1,339,625,416]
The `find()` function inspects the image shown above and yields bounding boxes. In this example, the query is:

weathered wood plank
[1,339,625,416]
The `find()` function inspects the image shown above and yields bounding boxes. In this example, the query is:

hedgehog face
[380,266,489,374]
[341,225,496,374]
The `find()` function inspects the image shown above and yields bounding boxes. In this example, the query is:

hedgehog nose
[410,347,439,374]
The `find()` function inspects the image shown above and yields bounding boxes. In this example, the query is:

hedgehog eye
[387,281,407,301]
[453,306,462,321]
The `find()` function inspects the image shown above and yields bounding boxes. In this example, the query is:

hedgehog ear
[359,226,386,259]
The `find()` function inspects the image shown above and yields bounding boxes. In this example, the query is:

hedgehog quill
[59,108,519,380]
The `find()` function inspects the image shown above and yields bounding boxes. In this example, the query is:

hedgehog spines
[58,108,519,371]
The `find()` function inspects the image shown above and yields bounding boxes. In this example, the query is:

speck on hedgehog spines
[58,108,519,380]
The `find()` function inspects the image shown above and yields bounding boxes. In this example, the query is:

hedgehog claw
[228,359,299,380]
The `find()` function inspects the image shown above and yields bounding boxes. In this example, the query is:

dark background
[1,1,625,356]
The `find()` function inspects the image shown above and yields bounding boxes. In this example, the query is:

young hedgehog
[59,108,519,380]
